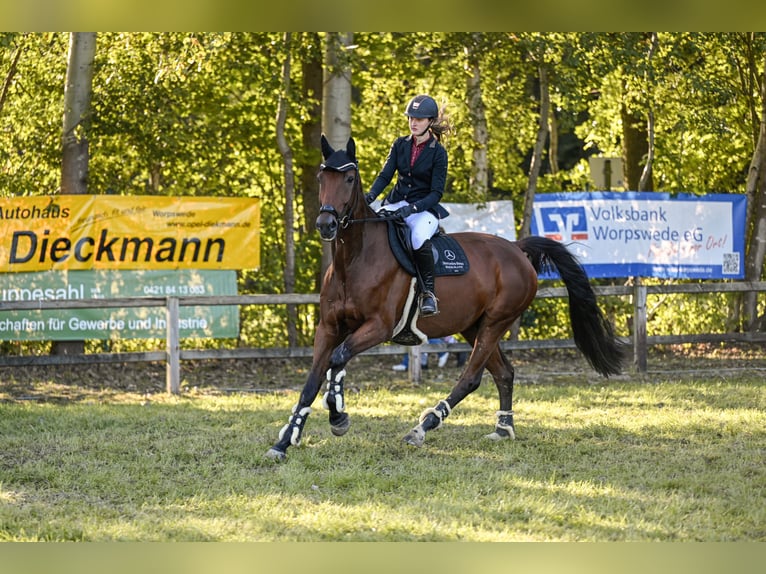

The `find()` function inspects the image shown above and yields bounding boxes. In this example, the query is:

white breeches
[383,200,439,250]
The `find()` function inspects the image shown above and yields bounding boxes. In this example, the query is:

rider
[365,94,453,317]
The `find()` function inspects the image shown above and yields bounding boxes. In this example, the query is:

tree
[320,32,353,275]
[463,33,489,201]
[61,32,96,195]
[298,33,324,295]
[743,49,766,330]
[53,32,96,357]
[276,32,298,347]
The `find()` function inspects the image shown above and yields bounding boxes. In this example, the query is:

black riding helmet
[405,95,438,119]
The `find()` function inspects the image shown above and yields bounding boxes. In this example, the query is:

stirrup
[420,292,438,316]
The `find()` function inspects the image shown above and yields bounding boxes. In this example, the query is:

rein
[343,211,400,226]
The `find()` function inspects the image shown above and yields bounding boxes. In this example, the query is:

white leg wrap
[278,405,312,446]
[321,382,345,413]
[418,400,451,430]
[486,409,515,441]
[326,368,346,383]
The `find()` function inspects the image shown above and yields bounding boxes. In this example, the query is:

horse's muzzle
[316,213,338,242]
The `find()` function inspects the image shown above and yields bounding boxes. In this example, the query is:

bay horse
[265,136,625,461]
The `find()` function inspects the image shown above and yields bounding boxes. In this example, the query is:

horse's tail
[518,235,626,377]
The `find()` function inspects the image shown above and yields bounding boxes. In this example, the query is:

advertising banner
[0,195,260,272]
[530,192,746,279]
[0,269,238,340]
[441,201,517,242]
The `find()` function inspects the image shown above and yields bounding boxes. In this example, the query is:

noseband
[318,203,351,229]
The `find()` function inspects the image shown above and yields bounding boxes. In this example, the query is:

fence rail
[2,281,765,393]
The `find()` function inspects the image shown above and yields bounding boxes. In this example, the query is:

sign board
[0,269,238,340]
[588,157,625,190]
[440,201,517,241]
[530,192,746,279]
[0,195,260,272]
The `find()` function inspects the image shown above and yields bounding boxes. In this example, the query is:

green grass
[1,374,764,541]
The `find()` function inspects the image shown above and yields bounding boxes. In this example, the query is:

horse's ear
[321,134,334,160]
[346,138,356,163]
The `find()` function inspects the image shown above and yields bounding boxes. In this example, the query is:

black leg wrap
[276,404,312,447]
[420,412,442,432]
[418,399,451,431]
[486,409,515,441]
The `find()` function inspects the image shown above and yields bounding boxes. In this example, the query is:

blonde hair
[430,102,453,141]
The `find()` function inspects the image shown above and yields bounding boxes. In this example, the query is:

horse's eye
[346,174,355,184]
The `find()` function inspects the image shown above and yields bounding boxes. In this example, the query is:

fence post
[409,345,421,384]
[633,280,648,373]
[166,296,180,394]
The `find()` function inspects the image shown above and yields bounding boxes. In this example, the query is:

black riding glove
[393,204,415,219]
[364,192,377,205]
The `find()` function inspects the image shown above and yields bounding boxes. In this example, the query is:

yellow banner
[0,195,260,272]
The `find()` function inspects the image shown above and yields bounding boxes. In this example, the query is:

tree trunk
[637,33,658,192]
[621,104,652,191]
[743,51,766,330]
[54,32,96,357]
[276,32,298,347]
[514,64,550,341]
[300,33,324,296]
[465,37,488,200]
[519,64,549,240]
[0,35,24,115]
[321,32,353,276]
[60,32,96,196]
[548,111,559,175]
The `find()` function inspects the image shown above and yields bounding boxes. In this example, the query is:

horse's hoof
[330,413,351,436]
[265,447,287,462]
[402,426,425,447]
[485,427,515,441]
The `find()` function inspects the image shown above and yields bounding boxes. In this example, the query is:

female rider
[365,94,453,317]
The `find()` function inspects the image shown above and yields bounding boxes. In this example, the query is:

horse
[265,136,625,461]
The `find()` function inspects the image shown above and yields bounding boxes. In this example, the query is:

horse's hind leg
[403,328,495,447]
[484,346,516,441]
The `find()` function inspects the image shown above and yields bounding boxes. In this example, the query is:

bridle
[318,167,397,230]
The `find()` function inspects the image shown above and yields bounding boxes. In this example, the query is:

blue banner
[530,192,747,279]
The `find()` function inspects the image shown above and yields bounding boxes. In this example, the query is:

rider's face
[408,116,430,138]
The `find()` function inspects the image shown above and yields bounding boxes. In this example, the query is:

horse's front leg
[265,325,339,462]
[322,318,392,436]
[266,319,388,461]
[322,340,352,436]
[265,367,325,462]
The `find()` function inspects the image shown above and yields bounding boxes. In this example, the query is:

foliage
[0,33,764,350]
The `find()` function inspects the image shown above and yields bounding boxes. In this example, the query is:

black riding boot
[414,240,438,316]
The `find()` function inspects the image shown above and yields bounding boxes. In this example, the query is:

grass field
[0,351,765,542]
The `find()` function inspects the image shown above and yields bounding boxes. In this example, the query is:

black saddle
[386,218,469,277]
[384,216,469,346]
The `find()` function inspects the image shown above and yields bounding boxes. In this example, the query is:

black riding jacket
[368,134,450,219]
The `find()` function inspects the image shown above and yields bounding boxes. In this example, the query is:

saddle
[385,217,469,346]
[386,218,469,277]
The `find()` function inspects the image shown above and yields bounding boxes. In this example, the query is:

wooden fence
[1,281,765,393]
